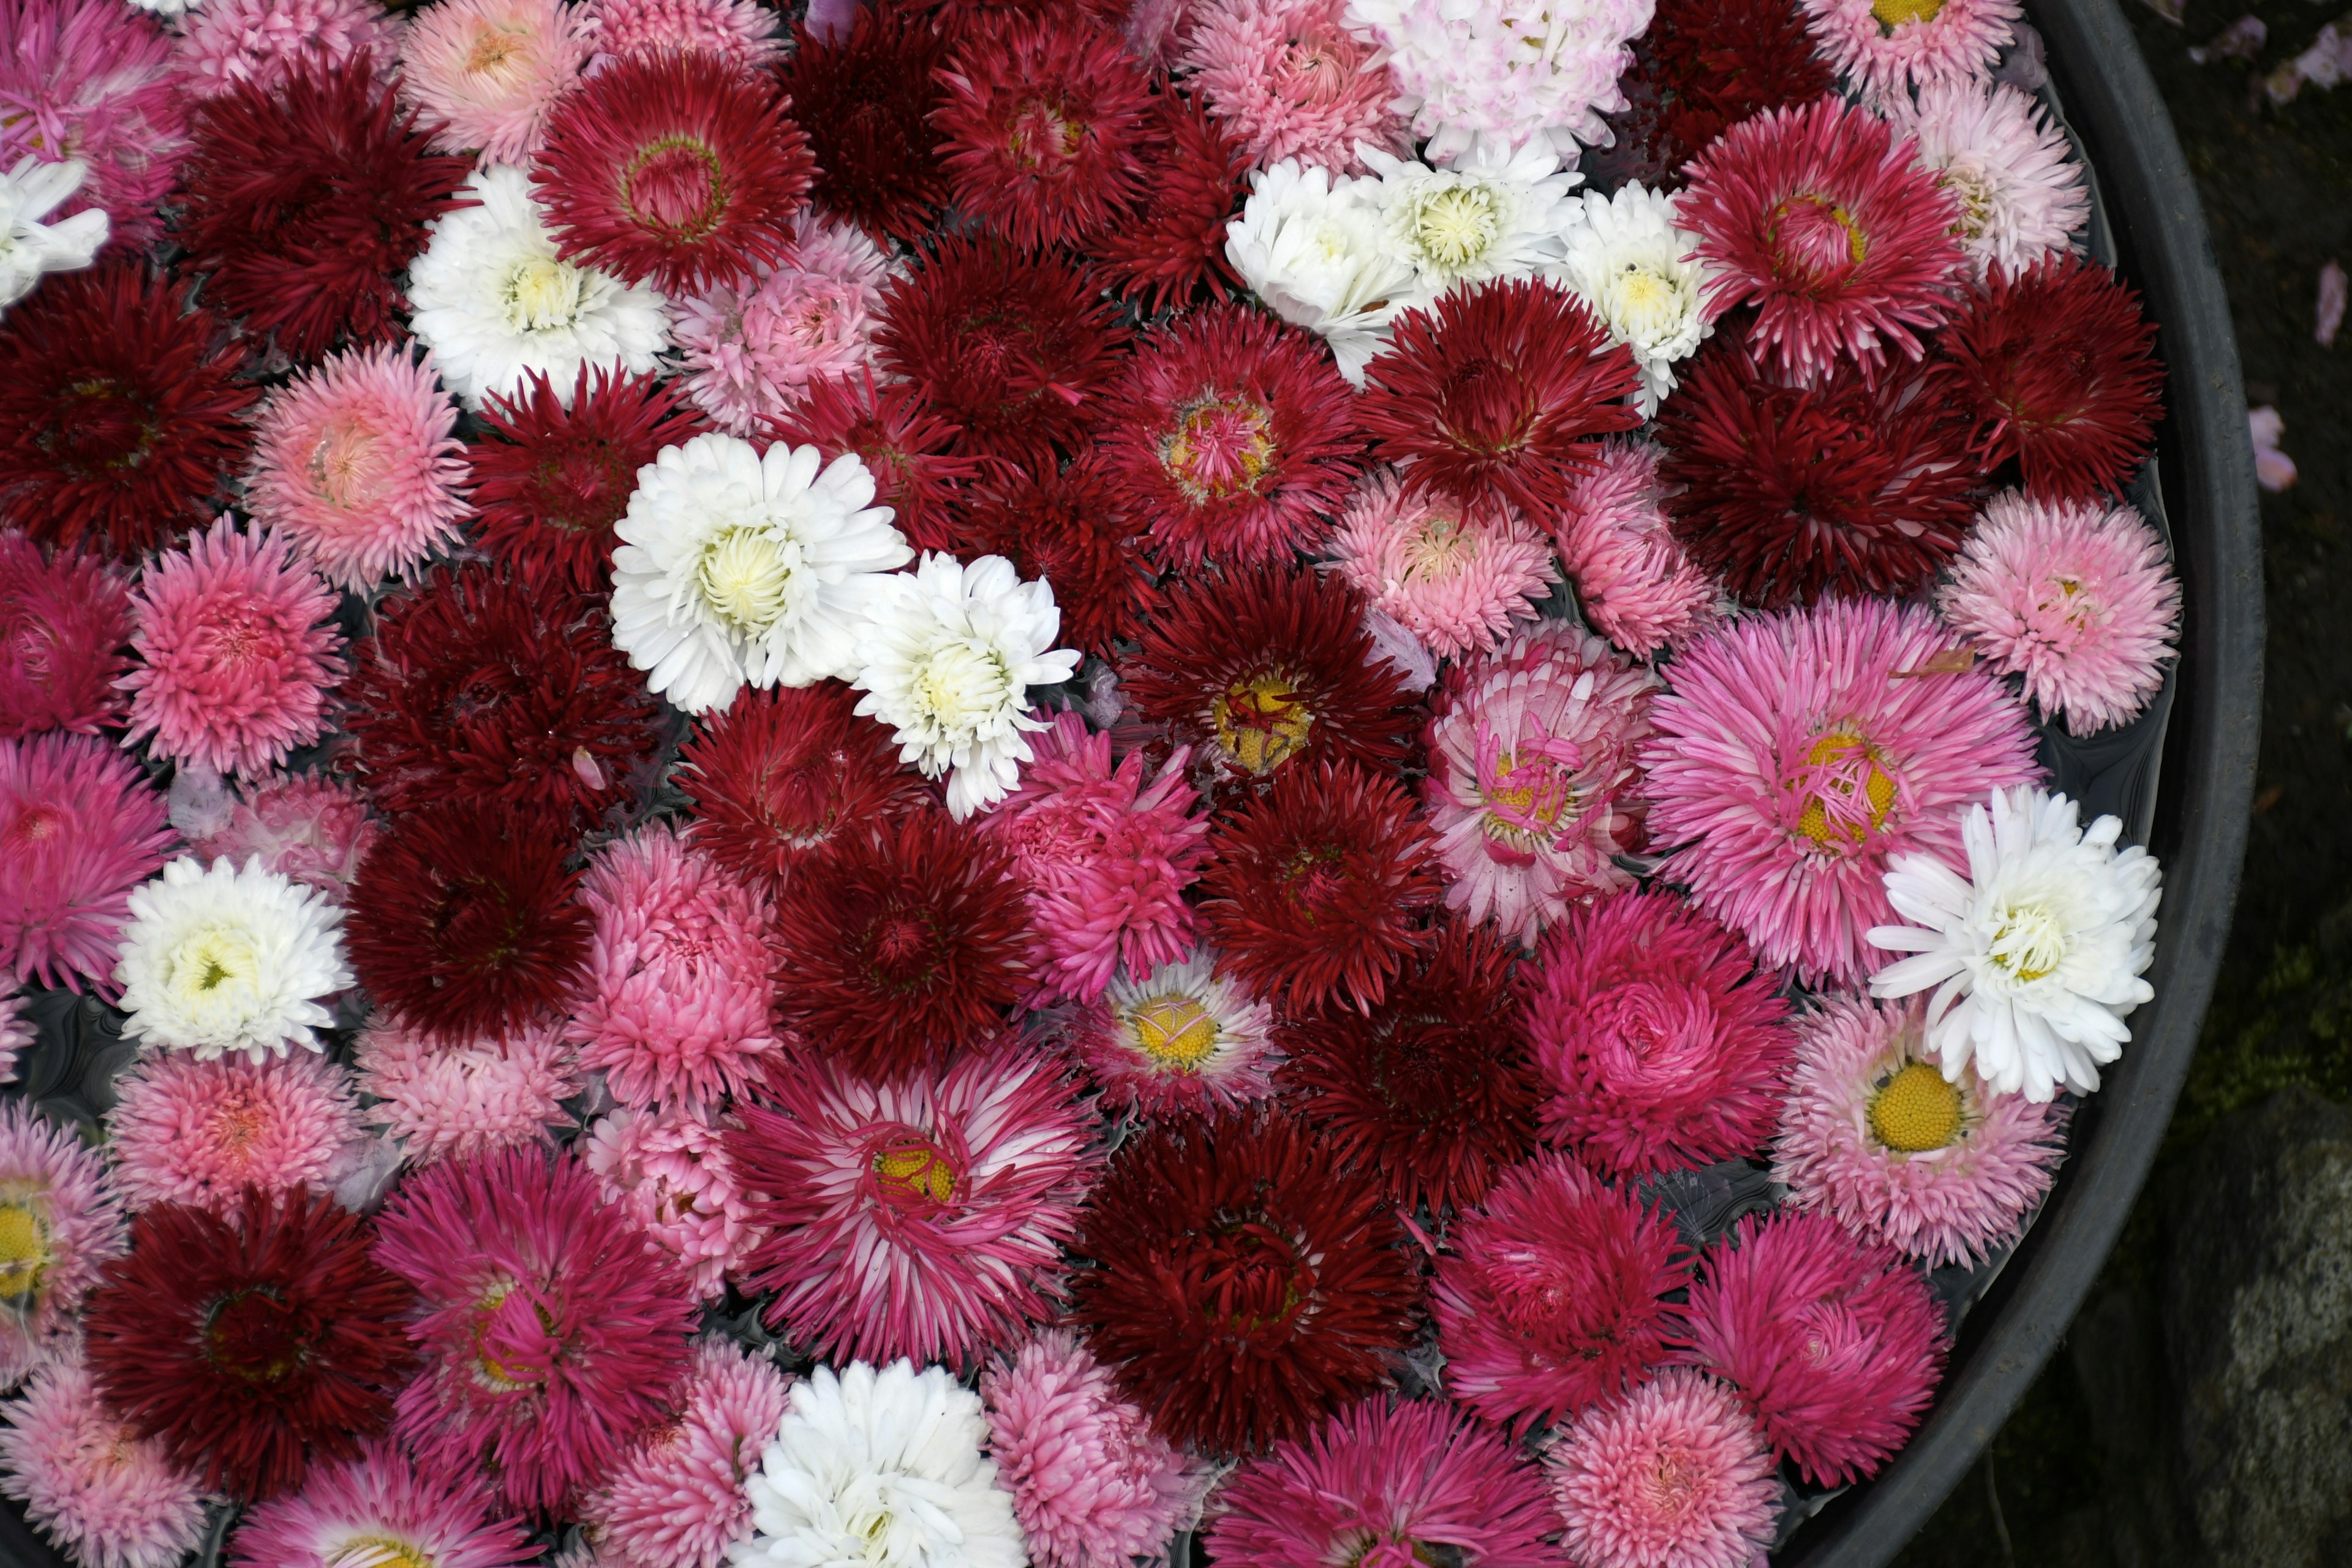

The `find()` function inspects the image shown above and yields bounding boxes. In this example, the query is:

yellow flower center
[1989,903,2068,982]
[1872,0,1945,26]
[1403,513,1476,581]
[1868,1061,1964,1153]
[500,255,586,334]
[1939,165,1996,241]
[164,922,262,1007]
[1125,995,1221,1071]
[1213,674,1314,774]
[1412,184,1502,272]
[1792,731,1900,848]
[464,24,527,75]
[0,1202,47,1302]
[872,1138,959,1205]
[326,1537,435,1568]
[696,526,794,636]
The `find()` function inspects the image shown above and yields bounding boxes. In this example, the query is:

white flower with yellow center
[114,857,352,1062]
[1550,181,1717,417]
[1360,138,1582,297]
[1224,158,1422,385]
[406,164,669,410]
[611,432,911,714]
[850,553,1080,819]
[0,156,106,312]
[1866,785,2162,1103]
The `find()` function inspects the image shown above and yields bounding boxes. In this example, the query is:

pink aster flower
[729,1042,1102,1366]
[1887,80,2089,283]
[0,1098,127,1387]
[567,821,781,1112]
[1550,439,1719,662]
[0,1344,207,1568]
[1205,1398,1567,1567]
[246,345,472,593]
[227,1438,537,1568]
[0,0,191,249]
[0,990,28,1084]
[982,1329,1205,1568]
[1056,948,1282,1118]
[174,0,404,102]
[582,0,783,74]
[1801,0,2019,99]
[1936,489,2181,739]
[106,1049,366,1216]
[1179,0,1409,175]
[1,733,175,993]
[669,218,894,437]
[1324,473,1558,661]
[0,532,132,739]
[189,771,380,900]
[398,0,594,165]
[1543,1366,1782,1568]
[118,519,347,780]
[1639,597,2043,986]
[353,1012,581,1166]
[577,1338,792,1568]
[1681,1207,1947,1487]
[582,1104,765,1303]
[975,712,1210,1004]
[1422,623,1659,946]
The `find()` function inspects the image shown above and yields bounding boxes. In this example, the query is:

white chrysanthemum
[1886,80,2090,284]
[610,433,912,713]
[406,164,669,410]
[1866,786,2162,1104]
[114,858,352,1063]
[1359,138,1581,297]
[0,157,106,311]
[850,553,1080,820]
[1550,181,1716,417]
[729,1360,1024,1568]
[1224,158,1420,385]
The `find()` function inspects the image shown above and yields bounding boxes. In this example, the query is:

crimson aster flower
[353,1012,581,1166]
[1801,0,2019,99]
[0,1344,207,1568]
[764,372,983,553]
[0,532,131,738]
[174,0,402,102]
[188,772,380,900]
[775,0,952,244]
[575,1338,792,1568]
[1055,948,1283,1118]
[1179,0,1409,175]
[1550,437,1719,660]
[582,0,783,72]
[105,1050,365,1216]
[398,0,593,165]
[1325,475,1557,662]
[1091,91,1251,314]
[1627,0,1835,175]
[0,734,173,992]
[671,217,894,437]
[1543,1367,1782,1568]
[227,1438,537,1568]
[952,459,1159,659]
[0,1098,127,1387]
[0,0,189,247]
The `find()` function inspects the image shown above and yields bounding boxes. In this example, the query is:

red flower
[1617,0,1835,180]
[531,51,813,294]
[1196,760,1441,1015]
[177,58,472,361]
[1072,1109,1420,1455]
[1657,329,1978,607]
[0,533,132,738]
[0,262,254,561]
[469,365,709,594]
[82,1189,416,1501]
[677,682,931,895]
[952,458,1157,658]
[776,0,952,244]
[769,806,1033,1078]
[1093,88,1249,314]
[345,804,594,1041]
[1940,254,2165,502]
[1358,277,1643,524]
[1095,302,1360,567]
[763,372,982,553]
[1278,918,1536,1212]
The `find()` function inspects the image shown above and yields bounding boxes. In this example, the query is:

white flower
[0,157,107,311]
[406,164,669,411]
[1358,137,1582,296]
[1550,181,1716,417]
[1885,80,2090,284]
[1224,159,1420,385]
[850,553,1080,820]
[114,858,352,1063]
[127,0,198,13]
[728,1360,1024,1568]
[611,433,911,714]
[1866,786,2162,1104]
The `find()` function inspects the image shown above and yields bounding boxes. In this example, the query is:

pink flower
[1543,1367,1782,1568]
[0,1098,127,1387]
[1801,0,2019,98]
[0,0,190,249]
[226,1438,537,1568]
[0,990,28,1084]
[566,821,780,1112]
[398,0,594,165]
[0,1344,206,1568]
[669,218,893,437]
[982,1329,1205,1568]
[1422,624,1659,946]
[0,532,132,738]
[1936,489,2181,738]
[1,733,175,993]
[1178,0,1408,175]
[246,345,472,592]
[1056,948,1282,1118]
[1324,473,1558,661]
[582,1104,765,1303]
[188,771,380,899]
[729,1042,1102,1366]
[118,519,347,779]
[1550,439,1719,662]
[578,1338,792,1568]
[106,1049,366,1216]
[1639,597,2042,986]
[583,0,783,74]
[976,712,1210,1003]
[353,1012,581,1165]
[175,0,403,102]
[1885,79,2090,284]
[1204,1398,1567,1567]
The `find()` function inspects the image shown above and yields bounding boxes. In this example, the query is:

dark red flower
[1118,563,1421,785]
[1197,759,1441,1015]
[345,804,593,1041]
[469,365,709,594]
[1358,277,1643,524]
[1602,0,1834,183]
[531,50,814,293]
[176,58,472,361]
[1278,918,1536,1212]
[952,458,1157,658]
[1093,88,1249,313]
[677,682,931,894]
[777,0,953,244]
[1072,1109,1420,1455]
[763,372,983,553]
[83,1189,417,1501]
[769,806,1033,1077]
[0,261,255,561]
[873,235,1132,466]
[0,532,132,737]
[1657,329,1978,607]
[1940,254,2165,502]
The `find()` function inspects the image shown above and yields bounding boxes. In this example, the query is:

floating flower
[174,0,404,102]
[0,0,188,247]
[0,155,104,307]
[1887,79,2089,283]
[0,734,173,992]
[1222,158,1417,384]
[952,459,1159,660]
[1551,181,1716,415]
[114,858,352,1063]
[398,0,593,165]
[670,217,893,437]
[0,1099,127,1387]
[1057,949,1283,1118]
[1340,0,1651,160]
[187,773,377,900]
[772,0,951,244]
[1800,0,2019,98]
[766,372,982,553]
[1091,91,1253,314]
[582,0,783,72]
[1362,137,1581,296]
[0,530,130,737]
[353,1012,581,1165]
[106,1050,365,1215]
[1542,1367,1782,1568]
[1550,438,1718,660]
[227,1439,537,1568]
[582,1104,764,1303]
[576,1338,791,1568]
[0,1346,206,1568]
[1630,0,1836,173]
[1180,0,1408,175]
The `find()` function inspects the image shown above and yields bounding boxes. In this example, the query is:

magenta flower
[174,0,403,102]
[0,531,132,739]
[353,1012,581,1166]
[106,1050,366,1216]
[399,0,594,165]
[1179,0,1408,174]
[1,733,175,993]
[187,771,380,900]
[1325,473,1558,661]
[0,0,190,248]
[227,1438,537,1568]
[670,218,893,437]
[0,1345,206,1568]
[1550,438,1719,662]
[582,0,783,73]
[1544,1367,1782,1568]
[582,1103,765,1303]
[0,1098,127,1387]
[1057,948,1282,1118]
[578,1338,792,1568]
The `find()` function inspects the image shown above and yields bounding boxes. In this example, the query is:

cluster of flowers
[0,0,2184,1559]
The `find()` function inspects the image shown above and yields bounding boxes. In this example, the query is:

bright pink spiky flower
[1326,474,1556,661]
[227,1438,537,1568]
[672,217,895,437]
[729,1042,1101,1366]
[0,1344,207,1568]
[106,1050,366,1216]
[1544,1367,1783,1568]
[0,0,189,247]
[582,1104,766,1303]
[399,0,592,165]
[582,0,784,72]
[0,1098,127,1387]
[0,532,131,738]
[1,733,175,993]
[1180,0,1408,175]
[1550,437,1719,661]
[353,1014,581,1166]
[1801,0,2018,99]
[189,771,379,900]
[174,0,402,101]
[576,1338,792,1568]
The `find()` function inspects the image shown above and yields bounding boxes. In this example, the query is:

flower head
[1180,0,1407,175]
[106,1050,365,1215]
[1626,0,1836,175]
[0,155,105,307]
[1091,90,1253,314]
[353,1012,581,1164]
[0,530,130,737]
[952,458,1160,660]
[398,0,593,165]
[226,1439,537,1568]
[0,1346,206,1568]
[0,1099,127,1386]
[174,0,402,102]
[576,1338,791,1568]
[1551,438,1719,660]
[671,217,894,437]
[773,0,952,244]
[1542,1367,1782,1568]
[0,0,189,247]
[188,773,378,900]
[583,0,784,73]
[1057,949,1283,1117]
[582,1105,764,1303]
[115,857,352,1063]
[1551,181,1716,415]
[1341,0,1652,160]
[0,734,173,992]
[1222,159,1417,385]
[764,371,982,553]
[1801,0,2019,99]
[1887,79,2089,283]
[1364,137,1582,296]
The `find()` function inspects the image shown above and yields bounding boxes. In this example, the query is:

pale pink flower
[1057,948,1282,1118]
[670,219,893,437]
[174,0,404,102]
[1179,0,1408,175]
[1886,80,2089,283]
[578,1338,793,1568]
[398,0,594,165]
[582,1103,765,1302]
[1325,472,1558,661]
[1551,440,1719,662]
[187,771,380,899]
[228,1438,537,1568]
[583,0,783,73]
[0,733,175,994]
[105,1049,366,1215]
[0,1344,207,1568]
[2252,405,2297,492]
[1543,1367,1782,1568]
[2317,260,2346,349]
[352,1012,580,1165]
[0,1098,127,1388]
[1801,0,2019,97]
[0,0,190,249]
[0,990,29,1084]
